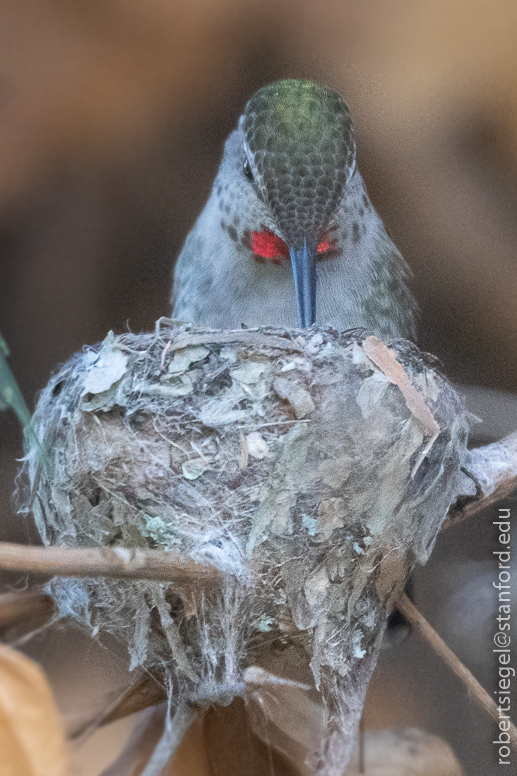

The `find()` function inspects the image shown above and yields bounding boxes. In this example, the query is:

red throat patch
[251,228,334,264]
[251,229,289,262]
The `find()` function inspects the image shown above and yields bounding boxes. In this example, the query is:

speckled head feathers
[241,80,355,246]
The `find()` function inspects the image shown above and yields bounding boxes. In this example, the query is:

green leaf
[0,332,31,426]
[0,329,46,463]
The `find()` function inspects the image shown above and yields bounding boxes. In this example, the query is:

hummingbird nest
[18,320,474,774]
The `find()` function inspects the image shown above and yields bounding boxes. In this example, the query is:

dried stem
[442,471,517,529]
[66,669,167,740]
[0,447,514,591]
[0,543,220,584]
[444,430,517,529]
[3,434,517,587]
[64,592,517,747]
[2,550,512,753]
[1,431,516,746]
[165,328,305,354]
[396,593,517,749]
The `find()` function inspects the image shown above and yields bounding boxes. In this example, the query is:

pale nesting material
[18,320,473,775]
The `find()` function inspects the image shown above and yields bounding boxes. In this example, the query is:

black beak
[289,240,316,328]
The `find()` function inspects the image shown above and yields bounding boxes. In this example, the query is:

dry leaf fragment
[168,345,209,374]
[239,433,249,469]
[316,498,347,541]
[273,376,315,419]
[82,332,128,396]
[182,459,208,480]
[361,336,440,475]
[243,666,310,690]
[304,565,331,608]
[245,432,269,460]
[0,644,68,776]
[230,361,267,384]
[198,384,248,427]
[150,375,193,397]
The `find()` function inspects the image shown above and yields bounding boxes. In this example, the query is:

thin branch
[66,669,167,740]
[67,592,517,746]
[443,430,517,530]
[2,534,517,747]
[0,543,221,584]
[168,329,305,354]
[396,592,517,749]
[442,472,517,529]
[1,555,511,751]
[1,432,515,582]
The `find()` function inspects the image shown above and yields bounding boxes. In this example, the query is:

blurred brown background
[0,1,516,774]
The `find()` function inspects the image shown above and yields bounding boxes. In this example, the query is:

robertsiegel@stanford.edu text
[493,507,512,766]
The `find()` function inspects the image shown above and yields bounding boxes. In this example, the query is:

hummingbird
[172,79,417,338]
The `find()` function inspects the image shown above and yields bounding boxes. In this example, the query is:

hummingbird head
[239,80,356,327]
[174,80,416,338]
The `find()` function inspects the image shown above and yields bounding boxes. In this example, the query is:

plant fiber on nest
[17,320,474,774]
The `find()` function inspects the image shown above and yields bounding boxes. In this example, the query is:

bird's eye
[243,159,253,180]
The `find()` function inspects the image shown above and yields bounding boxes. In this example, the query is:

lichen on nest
[17,319,474,773]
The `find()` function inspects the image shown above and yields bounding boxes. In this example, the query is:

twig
[442,472,517,529]
[0,543,221,584]
[396,592,517,749]
[358,714,365,773]
[66,669,167,739]
[0,485,511,586]
[443,431,517,530]
[68,593,517,747]
[2,566,511,750]
[169,330,304,354]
